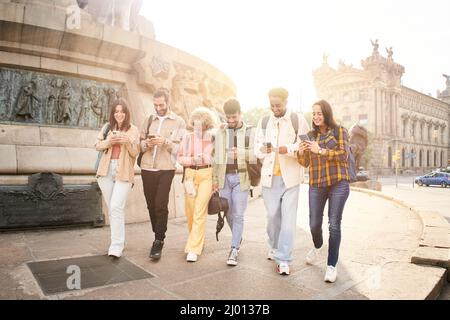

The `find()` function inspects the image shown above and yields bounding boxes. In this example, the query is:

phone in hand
[263,142,272,149]
[298,134,311,142]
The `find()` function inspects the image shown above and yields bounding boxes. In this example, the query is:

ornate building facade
[313,42,450,174]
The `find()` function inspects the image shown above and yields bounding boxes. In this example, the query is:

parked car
[356,167,370,182]
[415,172,450,188]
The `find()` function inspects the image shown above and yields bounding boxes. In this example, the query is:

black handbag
[208,192,229,241]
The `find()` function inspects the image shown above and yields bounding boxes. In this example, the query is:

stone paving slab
[0,186,447,300]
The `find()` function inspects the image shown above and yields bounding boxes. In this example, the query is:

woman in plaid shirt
[297,100,350,283]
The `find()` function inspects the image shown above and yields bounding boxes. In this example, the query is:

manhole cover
[27,255,154,295]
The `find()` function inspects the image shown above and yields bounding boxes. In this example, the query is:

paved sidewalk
[0,186,446,300]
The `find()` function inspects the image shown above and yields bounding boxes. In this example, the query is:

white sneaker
[227,248,239,266]
[324,265,337,283]
[267,249,276,261]
[186,252,198,262]
[306,247,322,265]
[277,262,290,276]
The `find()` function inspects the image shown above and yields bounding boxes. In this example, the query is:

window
[410,149,415,167]
[343,92,350,102]
[388,147,392,168]
[403,119,407,138]
[427,150,430,167]
[420,123,424,141]
[402,148,405,168]
[419,150,423,167]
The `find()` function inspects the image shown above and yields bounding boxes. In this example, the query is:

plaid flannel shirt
[298,126,350,187]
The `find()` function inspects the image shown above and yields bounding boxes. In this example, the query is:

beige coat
[254,111,310,189]
[139,112,186,171]
[95,124,140,183]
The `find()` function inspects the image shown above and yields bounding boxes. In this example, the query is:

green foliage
[242,107,271,127]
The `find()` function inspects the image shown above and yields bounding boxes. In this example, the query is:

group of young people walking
[95,87,350,283]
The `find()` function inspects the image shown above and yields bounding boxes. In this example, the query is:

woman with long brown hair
[95,99,140,258]
[297,100,351,283]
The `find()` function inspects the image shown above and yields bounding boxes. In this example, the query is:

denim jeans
[309,180,350,267]
[220,173,249,249]
[262,176,300,264]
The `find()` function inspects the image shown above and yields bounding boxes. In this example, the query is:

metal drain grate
[27,255,154,295]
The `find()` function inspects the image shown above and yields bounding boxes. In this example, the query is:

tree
[242,107,271,127]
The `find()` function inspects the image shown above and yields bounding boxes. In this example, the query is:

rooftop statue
[443,74,450,88]
[76,0,143,31]
[371,39,379,56]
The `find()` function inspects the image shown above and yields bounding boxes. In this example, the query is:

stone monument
[0,0,236,229]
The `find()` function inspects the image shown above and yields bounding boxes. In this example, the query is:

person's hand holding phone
[151,135,166,147]
[261,142,272,154]
[145,134,155,148]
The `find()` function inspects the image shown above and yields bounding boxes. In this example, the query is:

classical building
[313,41,450,174]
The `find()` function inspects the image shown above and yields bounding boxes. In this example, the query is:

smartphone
[263,142,272,148]
[298,134,311,142]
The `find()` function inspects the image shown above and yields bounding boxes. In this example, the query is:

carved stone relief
[0,68,123,129]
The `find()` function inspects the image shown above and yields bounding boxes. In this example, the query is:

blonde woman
[177,107,217,262]
[95,99,140,258]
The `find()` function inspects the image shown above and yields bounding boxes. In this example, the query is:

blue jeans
[309,180,350,267]
[262,176,300,264]
[220,173,249,249]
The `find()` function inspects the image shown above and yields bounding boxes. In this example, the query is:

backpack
[261,112,299,142]
[94,123,111,171]
[332,127,357,183]
[137,116,153,168]
[245,126,262,187]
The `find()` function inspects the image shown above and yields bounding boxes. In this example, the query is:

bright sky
[141,0,450,113]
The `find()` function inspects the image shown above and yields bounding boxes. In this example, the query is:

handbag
[137,116,153,168]
[208,192,229,241]
[94,123,110,171]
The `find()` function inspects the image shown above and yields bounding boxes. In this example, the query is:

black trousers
[141,170,175,241]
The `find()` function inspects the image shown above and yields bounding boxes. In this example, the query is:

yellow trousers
[184,167,213,255]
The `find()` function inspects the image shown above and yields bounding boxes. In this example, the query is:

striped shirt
[298,126,350,187]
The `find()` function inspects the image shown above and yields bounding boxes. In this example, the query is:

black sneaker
[149,240,164,260]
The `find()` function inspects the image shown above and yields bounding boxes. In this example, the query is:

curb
[350,186,450,296]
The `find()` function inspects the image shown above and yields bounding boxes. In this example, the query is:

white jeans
[97,160,132,257]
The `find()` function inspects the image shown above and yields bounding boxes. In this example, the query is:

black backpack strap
[146,116,153,135]
[103,123,111,140]
[290,112,299,142]
[262,116,270,131]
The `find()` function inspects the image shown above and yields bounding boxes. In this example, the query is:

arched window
[434,151,438,167]
[410,149,415,168]
[402,148,406,168]
[441,151,444,167]
[427,150,430,167]
[388,147,392,168]
[419,150,423,167]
